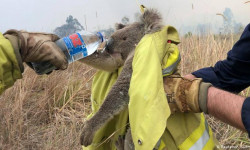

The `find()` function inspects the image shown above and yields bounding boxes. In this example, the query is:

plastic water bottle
[31,31,104,75]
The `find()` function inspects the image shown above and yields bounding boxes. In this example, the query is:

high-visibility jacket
[83,26,219,150]
[0,33,22,94]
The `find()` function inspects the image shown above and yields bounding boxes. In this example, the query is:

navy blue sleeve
[242,97,250,138]
[192,24,250,93]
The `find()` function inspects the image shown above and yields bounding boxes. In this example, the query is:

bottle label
[63,33,88,61]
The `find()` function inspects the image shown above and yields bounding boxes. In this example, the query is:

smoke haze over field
[0,0,249,35]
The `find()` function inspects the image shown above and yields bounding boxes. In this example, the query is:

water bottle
[31,31,104,75]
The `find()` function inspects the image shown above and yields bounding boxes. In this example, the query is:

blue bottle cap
[97,32,104,42]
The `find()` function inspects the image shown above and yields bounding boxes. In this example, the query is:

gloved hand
[163,75,211,114]
[4,29,68,73]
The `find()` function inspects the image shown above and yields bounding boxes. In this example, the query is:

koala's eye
[123,37,127,41]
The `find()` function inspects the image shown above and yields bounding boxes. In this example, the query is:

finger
[41,41,68,70]
[184,74,196,80]
[49,34,60,42]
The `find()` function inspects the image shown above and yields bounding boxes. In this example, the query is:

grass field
[0,33,249,149]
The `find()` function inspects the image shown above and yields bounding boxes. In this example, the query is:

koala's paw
[115,135,125,150]
[80,122,95,146]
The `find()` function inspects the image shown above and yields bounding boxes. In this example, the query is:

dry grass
[0,63,95,150]
[0,33,249,149]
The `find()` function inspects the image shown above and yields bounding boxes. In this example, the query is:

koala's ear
[115,23,126,30]
[140,9,163,34]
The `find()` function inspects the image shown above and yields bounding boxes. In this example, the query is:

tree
[134,12,141,22]
[185,32,192,38]
[234,22,244,34]
[98,27,115,38]
[222,8,234,34]
[54,15,84,37]
[121,16,129,25]
[219,8,244,35]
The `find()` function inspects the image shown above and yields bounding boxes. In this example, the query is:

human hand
[4,30,68,72]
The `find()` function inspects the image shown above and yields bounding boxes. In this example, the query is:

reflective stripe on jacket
[0,32,22,94]
[160,113,218,150]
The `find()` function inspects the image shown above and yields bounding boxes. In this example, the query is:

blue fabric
[242,97,250,138]
[192,24,250,137]
[192,24,250,93]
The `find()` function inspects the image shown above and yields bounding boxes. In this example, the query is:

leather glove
[163,75,212,114]
[4,29,68,73]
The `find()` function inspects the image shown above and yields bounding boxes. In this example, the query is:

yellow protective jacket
[0,33,22,94]
[83,26,218,150]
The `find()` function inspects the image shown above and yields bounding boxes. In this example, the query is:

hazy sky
[0,0,249,34]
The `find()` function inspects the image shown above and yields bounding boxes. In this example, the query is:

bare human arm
[185,74,246,131]
[207,86,245,131]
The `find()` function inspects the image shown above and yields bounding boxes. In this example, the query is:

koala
[79,9,163,149]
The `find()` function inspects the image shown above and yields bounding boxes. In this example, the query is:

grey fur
[79,9,163,148]
[141,9,163,34]
[115,129,134,150]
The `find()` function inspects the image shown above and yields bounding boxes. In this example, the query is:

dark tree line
[54,15,85,38]
[53,15,115,38]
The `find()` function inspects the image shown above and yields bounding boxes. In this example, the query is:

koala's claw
[115,135,125,150]
[80,123,95,146]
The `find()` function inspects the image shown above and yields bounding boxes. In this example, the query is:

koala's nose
[106,37,114,53]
